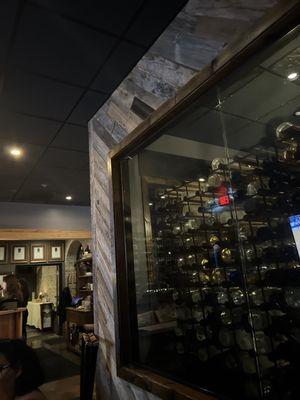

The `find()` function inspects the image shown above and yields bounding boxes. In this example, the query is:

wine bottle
[84,245,91,254]
[275,121,300,142]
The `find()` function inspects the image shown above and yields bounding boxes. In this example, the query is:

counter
[66,307,93,354]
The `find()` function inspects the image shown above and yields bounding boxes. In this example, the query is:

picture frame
[49,243,64,262]
[0,243,8,263]
[11,244,28,264]
[31,243,47,263]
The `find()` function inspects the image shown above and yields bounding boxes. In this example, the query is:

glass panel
[217,26,300,400]
[119,25,300,400]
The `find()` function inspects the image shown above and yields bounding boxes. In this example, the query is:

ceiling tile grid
[0,0,188,205]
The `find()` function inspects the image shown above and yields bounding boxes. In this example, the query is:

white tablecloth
[27,301,52,329]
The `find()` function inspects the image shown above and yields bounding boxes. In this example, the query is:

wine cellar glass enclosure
[112,17,300,400]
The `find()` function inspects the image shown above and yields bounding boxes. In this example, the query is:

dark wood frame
[110,2,300,399]
[30,243,47,263]
[0,243,8,264]
[10,243,29,264]
[49,242,65,262]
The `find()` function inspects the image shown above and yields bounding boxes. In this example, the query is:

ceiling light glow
[9,148,23,158]
[65,195,72,201]
[287,71,299,81]
[294,109,300,117]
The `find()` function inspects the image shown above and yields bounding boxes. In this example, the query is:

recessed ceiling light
[294,109,300,117]
[9,147,23,158]
[65,195,72,201]
[287,71,299,81]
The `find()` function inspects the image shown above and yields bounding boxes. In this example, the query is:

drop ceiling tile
[31,0,143,36]
[16,167,90,205]
[164,105,209,134]
[29,167,90,192]
[0,173,25,201]
[226,122,267,152]
[91,41,146,93]
[0,140,45,176]
[0,192,14,202]
[125,0,187,47]
[0,174,24,190]
[259,94,300,124]
[268,45,300,85]
[0,0,18,63]
[67,91,108,125]
[0,68,83,120]
[9,4,118,86]
[0,110,61,145]
[50,191,90,206]
[38,147,89,171]
[51,124,88,152]
[168,109,249,147]
[221,71,300,121]
[13,187,54,204]
[261,35,300,69]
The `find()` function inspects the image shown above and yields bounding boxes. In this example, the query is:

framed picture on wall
[49,243,64,262]
[31,244,47,263]
[0,244,7,263]
[11,244,28,263]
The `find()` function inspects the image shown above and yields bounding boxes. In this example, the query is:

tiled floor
[40,375,80,400]
[27,327,80,400]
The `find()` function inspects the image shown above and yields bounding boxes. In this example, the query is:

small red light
[219,195,230,206]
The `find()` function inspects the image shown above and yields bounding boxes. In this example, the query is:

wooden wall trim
[118,367,217,400]
[0,229,91,241]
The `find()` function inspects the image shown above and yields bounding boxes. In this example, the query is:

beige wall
[36,265,58,306]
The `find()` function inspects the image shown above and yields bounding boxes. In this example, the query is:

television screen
[289,214,300,256]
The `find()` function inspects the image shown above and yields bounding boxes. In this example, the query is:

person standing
[0,276,23,311]
[18,279,30,340]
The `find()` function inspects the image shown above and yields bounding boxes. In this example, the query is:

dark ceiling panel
[67,90,108,125]
[0,140,45,176]
[125,0,187,47]
[0,0,18,63]
[9,4,118,86]
[91,41,146,93]
[15,167,90,205]
[166,109,249,147]
[0,193,14,202]
[0,68,83,120]
[0,110,61,145]
[30,0,144,37]
[0,0,188,206]
[38,147,89,171]
[50,123,88,152]
[221,71,300,121]
[259,94,300,124]
[0,173,25,202]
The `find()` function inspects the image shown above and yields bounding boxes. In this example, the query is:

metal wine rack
[148,144,300,400]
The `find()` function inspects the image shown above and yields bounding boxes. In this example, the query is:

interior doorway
[16,263,62,308]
